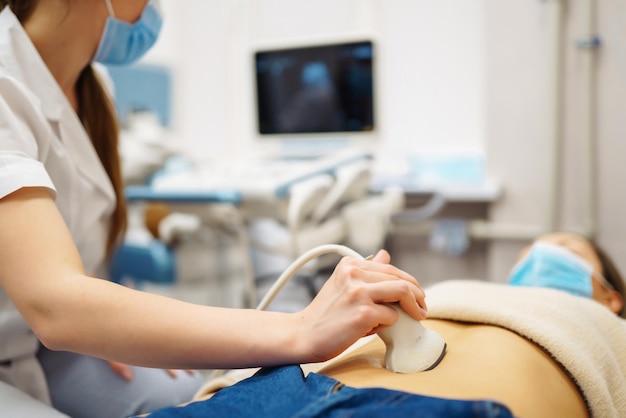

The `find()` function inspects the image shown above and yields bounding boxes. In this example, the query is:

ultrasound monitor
[254,40,375,137]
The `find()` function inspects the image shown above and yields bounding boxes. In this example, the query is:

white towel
[426,280,626,418]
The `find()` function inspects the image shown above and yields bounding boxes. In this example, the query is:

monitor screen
[254,40,375,136]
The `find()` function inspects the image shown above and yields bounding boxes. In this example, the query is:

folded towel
[426,280,626,418]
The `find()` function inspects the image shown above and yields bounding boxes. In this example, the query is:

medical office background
[129,0,626,288]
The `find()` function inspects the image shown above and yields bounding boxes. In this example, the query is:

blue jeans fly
[148,365,514,418]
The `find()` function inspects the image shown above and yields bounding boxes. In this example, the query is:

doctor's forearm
[37,276,307,370]
[0,188,306,369]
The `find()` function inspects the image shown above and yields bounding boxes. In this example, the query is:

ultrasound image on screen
[255,41,374,135]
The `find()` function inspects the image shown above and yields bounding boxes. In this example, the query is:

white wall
[141,0,626,283]
[144,0,485,160]
[484,0,626,281]
[142,0,235,158]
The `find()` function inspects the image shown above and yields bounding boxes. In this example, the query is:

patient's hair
[1,0,127,258]
[592,241,626,318]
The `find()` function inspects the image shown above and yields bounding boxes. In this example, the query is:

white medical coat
[0,7,116,402]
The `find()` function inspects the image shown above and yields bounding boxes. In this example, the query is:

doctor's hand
[296,249,427,364]
[107,360,134,381]
[106,360,195,381]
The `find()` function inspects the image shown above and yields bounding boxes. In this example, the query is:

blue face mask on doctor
[508,241,612,298]
[94,0,163,65]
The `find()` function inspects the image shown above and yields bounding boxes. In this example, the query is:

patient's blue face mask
[508,241,603,298]
[94,0,163,65]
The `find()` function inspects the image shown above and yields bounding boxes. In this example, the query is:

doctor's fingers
[165,369,196,378]
[337,255,421,289]
[371,248,391,264]
[365,280,427,321]
[348,263,427,312]
[358,267,425,300]
[107,361,133,381]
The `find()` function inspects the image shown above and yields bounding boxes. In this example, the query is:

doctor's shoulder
[0,71,57,159]
[0,64,44,105]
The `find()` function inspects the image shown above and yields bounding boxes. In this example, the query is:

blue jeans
[148,365,514,418]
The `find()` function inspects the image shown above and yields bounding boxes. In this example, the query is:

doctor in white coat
[0,1,427,417]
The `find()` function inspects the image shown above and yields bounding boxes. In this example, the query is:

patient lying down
[318,293,614,418]
[150,232,626,418]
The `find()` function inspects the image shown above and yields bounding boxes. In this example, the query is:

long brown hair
[2,0,127,258]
